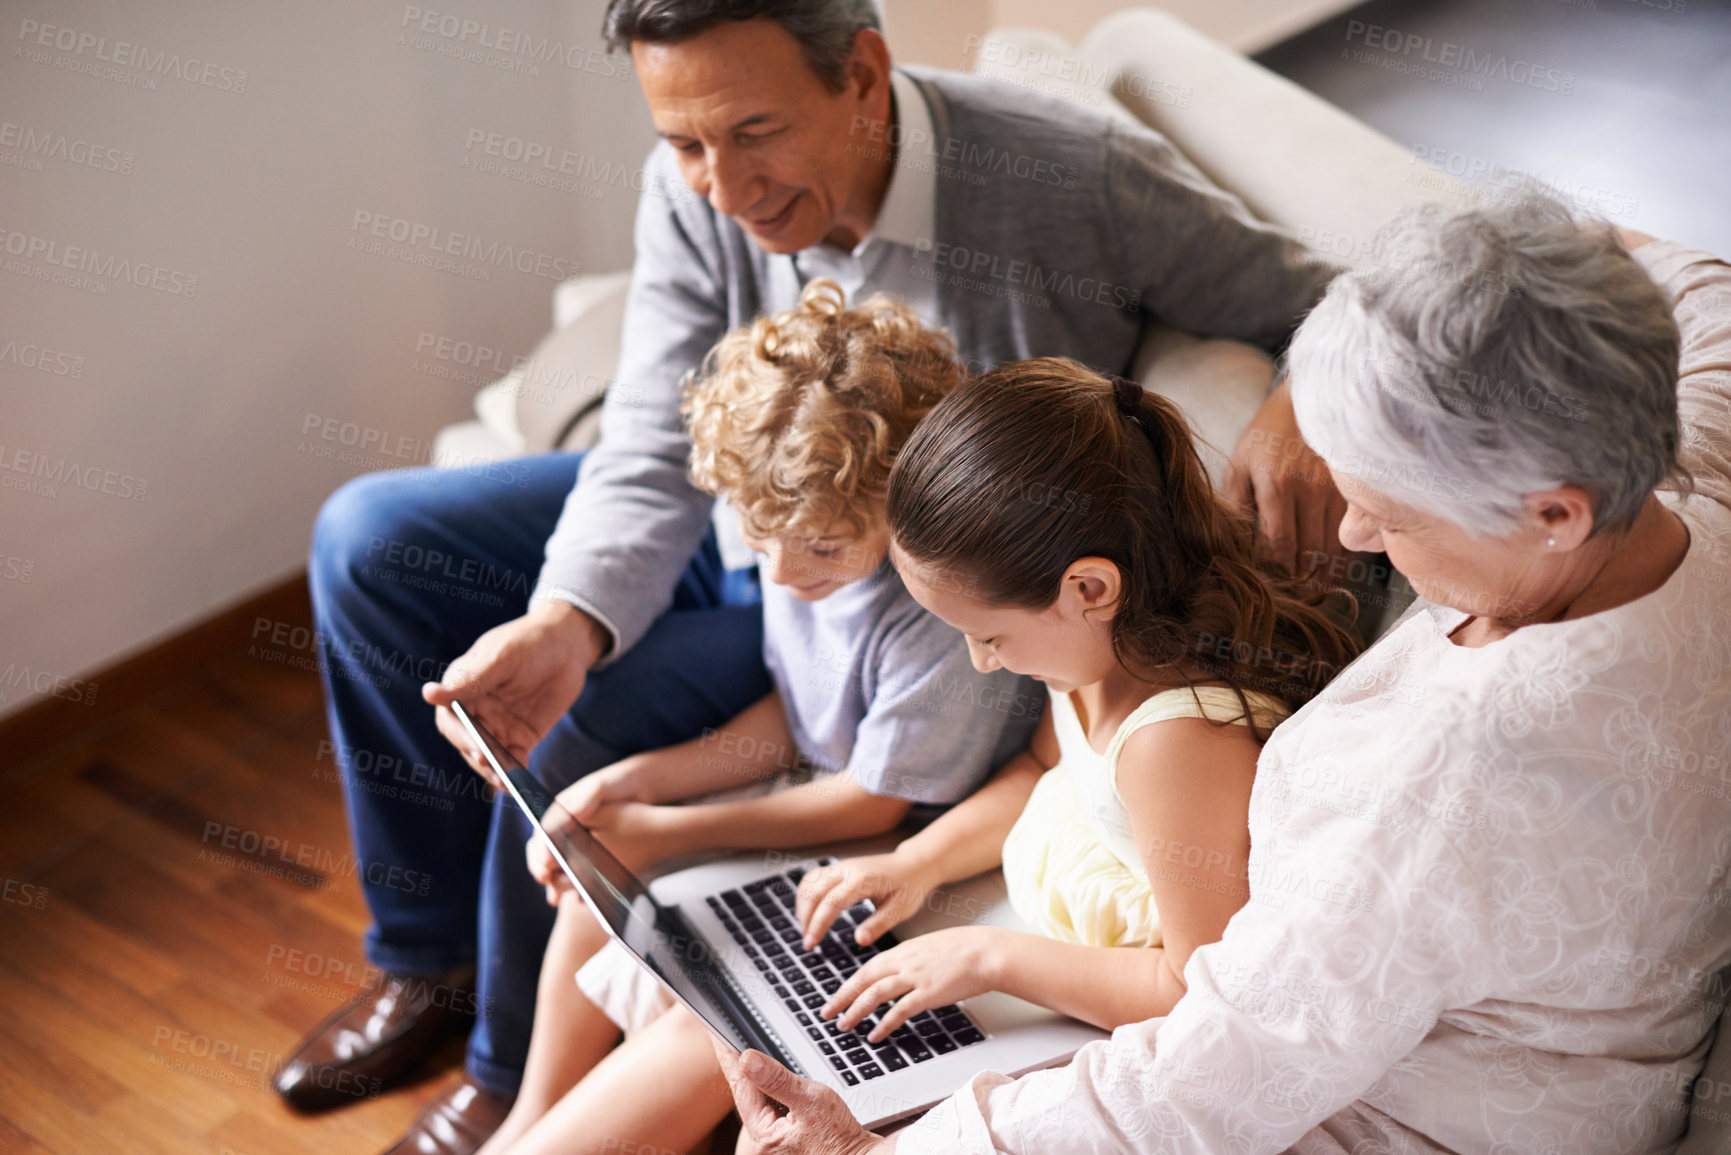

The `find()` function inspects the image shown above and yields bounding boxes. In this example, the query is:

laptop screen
[448,702,796,1065]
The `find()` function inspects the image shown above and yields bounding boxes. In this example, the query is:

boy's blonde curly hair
[682,279,964,542]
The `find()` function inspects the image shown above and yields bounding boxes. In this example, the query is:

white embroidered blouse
[897,242,1731,1154]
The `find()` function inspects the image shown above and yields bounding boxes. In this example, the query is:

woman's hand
[795,852,940,951]
[821,926,1004,1043]
[712,1041,895,1155]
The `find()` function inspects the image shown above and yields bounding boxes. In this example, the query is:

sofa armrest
[1076,8,1474,262]
[458,270,633,457]
[553,269,633,331]
[511,270,632,454]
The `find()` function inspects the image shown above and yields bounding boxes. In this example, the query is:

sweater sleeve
[532,144,731,660]
[1100,118,1341,356]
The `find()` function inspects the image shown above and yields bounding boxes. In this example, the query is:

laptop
[450,700,1109,1129]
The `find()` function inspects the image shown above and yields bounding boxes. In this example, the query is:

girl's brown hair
[683,279,963,541]
[886,357,1361,730]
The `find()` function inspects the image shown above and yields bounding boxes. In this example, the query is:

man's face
[632,18,891,254]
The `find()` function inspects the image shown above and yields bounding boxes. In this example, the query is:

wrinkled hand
[821,927,1002,1043]
[1224,381,1347,575]
[796,853,938,951]
[712,1040,892,1155]
[422,600,607,787]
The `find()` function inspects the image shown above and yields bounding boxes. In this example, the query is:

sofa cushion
[515,271,631,454]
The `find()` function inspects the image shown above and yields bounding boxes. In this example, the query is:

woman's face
[1332,471,1562,622]
[741,520,890,602]
[892,545,1122,692]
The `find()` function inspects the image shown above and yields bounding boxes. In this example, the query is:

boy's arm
[657,771,913,853]
[624,691,802,802]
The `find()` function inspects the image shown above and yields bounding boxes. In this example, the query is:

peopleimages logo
[1343,19,1576,94]
[16,19,249,93]
[0,226,198,296]
[0,120,134,174]
[398,6,631,79]
[0,444,148,501]
[348,210,580,282]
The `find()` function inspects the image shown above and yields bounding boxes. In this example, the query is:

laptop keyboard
[706,859,986,1086]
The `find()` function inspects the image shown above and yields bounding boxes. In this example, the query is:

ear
[846,27,893,104]
[1058,557,1124,623]
[1522,485,1597,551]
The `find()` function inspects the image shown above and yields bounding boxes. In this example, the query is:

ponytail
[888,358,1361,731]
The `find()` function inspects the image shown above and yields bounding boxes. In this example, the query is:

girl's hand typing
[795,852,938,950]
[819,927,1005,1042]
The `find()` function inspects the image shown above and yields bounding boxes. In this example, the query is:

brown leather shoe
[272,966,478,1113]
[384,1079,514,1155]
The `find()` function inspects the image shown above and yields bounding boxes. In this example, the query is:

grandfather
[276,0,1344,1149]
[715,198,1731,1152]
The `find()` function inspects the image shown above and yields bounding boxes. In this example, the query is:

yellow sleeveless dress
[1000,685,1289,949]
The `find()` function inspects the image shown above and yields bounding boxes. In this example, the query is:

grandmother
[713,194,1731,1152]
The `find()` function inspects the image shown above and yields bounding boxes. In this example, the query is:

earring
[1547,537,1556,547]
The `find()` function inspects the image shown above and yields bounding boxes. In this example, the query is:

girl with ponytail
[794,357,1361,1035]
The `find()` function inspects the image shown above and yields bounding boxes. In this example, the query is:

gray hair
[1287,189,1683,537]
[602,0,882,93]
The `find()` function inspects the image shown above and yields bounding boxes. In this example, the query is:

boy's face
[742,520,890,602]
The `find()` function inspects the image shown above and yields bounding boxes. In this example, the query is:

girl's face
[742,520,890,602]
[892,544,1123,692]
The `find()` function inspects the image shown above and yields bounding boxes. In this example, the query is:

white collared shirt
[791,69,941,326]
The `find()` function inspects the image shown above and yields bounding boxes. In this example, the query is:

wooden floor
[0,609,456,1154]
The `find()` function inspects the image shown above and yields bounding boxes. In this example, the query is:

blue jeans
[307,451,768,1094]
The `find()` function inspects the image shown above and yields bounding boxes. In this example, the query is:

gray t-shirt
[762,561,1041,805]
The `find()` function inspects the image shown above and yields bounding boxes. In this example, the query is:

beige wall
[1,0,1354,721]
[1,0,656,718]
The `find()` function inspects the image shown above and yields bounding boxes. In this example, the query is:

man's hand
[712,1040,894,1155]
[1224,381,1347,574]
[422,600,610,786]
[796,852,940,950]
[821,927,1003,1042]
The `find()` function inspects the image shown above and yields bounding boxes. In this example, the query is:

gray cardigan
[534,66,1341,658]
